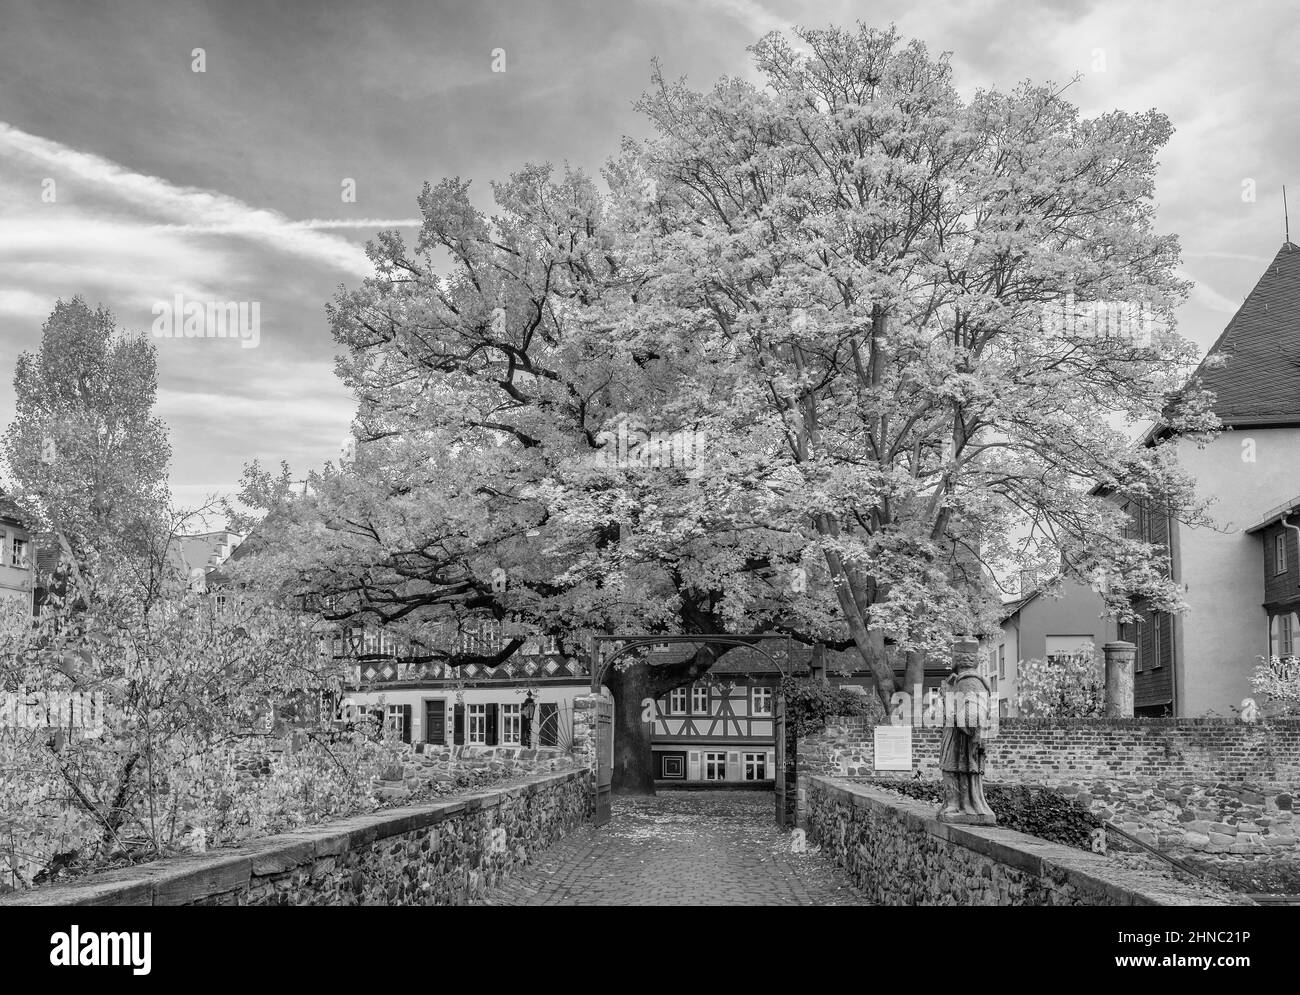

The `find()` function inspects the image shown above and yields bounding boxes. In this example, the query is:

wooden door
[425,700,446,744]
[594,697,613,826]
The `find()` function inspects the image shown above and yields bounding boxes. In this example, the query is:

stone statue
[937,638,997,825]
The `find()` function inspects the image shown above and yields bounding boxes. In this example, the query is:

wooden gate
[594,696,614,827]
[774,694,788,829]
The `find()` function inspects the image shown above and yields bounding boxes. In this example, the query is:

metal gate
[594,696,614,826]
[774,694,789,829]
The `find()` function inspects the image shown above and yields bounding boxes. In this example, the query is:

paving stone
[477,791,869,906]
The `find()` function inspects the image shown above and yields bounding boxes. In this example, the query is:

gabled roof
[0,493,25,527]
[999,590,1041,622]
[1189,241,1300,428]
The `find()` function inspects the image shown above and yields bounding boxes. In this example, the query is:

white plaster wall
[1174,429,1299,714]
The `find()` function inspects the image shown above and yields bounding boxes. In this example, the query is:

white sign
[873,725,912,772]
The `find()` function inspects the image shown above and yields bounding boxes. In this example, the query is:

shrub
[1249,655,1300,716]
[1014,647,1105,718]
[780,677,884,737]
[871,779,1102,850]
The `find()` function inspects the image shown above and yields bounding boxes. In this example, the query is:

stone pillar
[1103,641,1136,718]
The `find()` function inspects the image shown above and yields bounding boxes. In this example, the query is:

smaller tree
[1014,645,1104,718]
[1249,656,1300,716]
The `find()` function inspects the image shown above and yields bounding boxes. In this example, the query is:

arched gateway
[587,634,795,828]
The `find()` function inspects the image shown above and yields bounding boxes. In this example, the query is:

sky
[0,0,1297,522]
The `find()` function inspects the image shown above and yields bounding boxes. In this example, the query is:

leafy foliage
[780,676,884,737]
[1014,648,1106,717]
[1,297,171,565]
[1249,655,1300,715]
[231,22,1213,729]
[873,779,1102,850]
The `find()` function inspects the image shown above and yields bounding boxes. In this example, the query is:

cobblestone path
[479,790,869,906]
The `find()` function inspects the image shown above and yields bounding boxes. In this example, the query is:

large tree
[232,166,829,794]
[237,23,1217,793]
[609,23,1216,705]
[2,297,172,592]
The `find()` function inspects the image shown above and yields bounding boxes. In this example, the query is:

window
[1281,614,1294,658]
[704,752,726,780]
[467,704,487,744]
[385,704,406,740]
[1045,636,1093,665]
[500,703,521,745]
[214,594,229,616]
[10,538,27,568]
[691,684,710,714]
[990,675,998,693]
[997,645,1006,679]
[668,688,687,715]
[744,753,767,780]
[1278,534,1290,575]
[998,699,1008,719]
[751,686,773,716]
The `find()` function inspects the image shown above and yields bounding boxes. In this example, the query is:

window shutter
[1139,609,1155,673]
[401,704,412,743]
[1150,506,1170,567]
[1159,612,1173,671]
[486,703,499,746]
[453,704,465,745]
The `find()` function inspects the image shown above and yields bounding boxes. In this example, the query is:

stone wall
[571,692,605,774]
[796,717,1300,891]
[803,776,1250,906]
[0,769,590,906]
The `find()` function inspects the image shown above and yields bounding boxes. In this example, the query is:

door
[774,694,788,828]
[425,700,446,744]
[594,696,613,826]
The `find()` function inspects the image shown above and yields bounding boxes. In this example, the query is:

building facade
[1043,241,1300,715]
[0,497,34,634]
[994,580,1111,717]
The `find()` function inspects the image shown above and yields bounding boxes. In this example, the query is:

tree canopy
[233,24,1216,787]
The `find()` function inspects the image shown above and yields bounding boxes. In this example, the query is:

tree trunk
[903,648,927,698]
[605,665,658,795]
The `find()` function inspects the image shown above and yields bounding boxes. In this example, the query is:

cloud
[646,0,789,40]
[0,288,56,319]
[0,121,415,276]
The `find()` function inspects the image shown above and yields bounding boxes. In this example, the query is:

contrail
[0,121,413,275]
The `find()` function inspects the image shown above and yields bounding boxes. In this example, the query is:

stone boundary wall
[796,717,1300,890]
[803,776,1251,906]
[0,769,590,907]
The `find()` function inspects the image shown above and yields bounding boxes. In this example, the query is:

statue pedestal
[937,810,998,826]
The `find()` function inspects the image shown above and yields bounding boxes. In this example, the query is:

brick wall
[0,770,590,907]
[798,716,1300,784]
